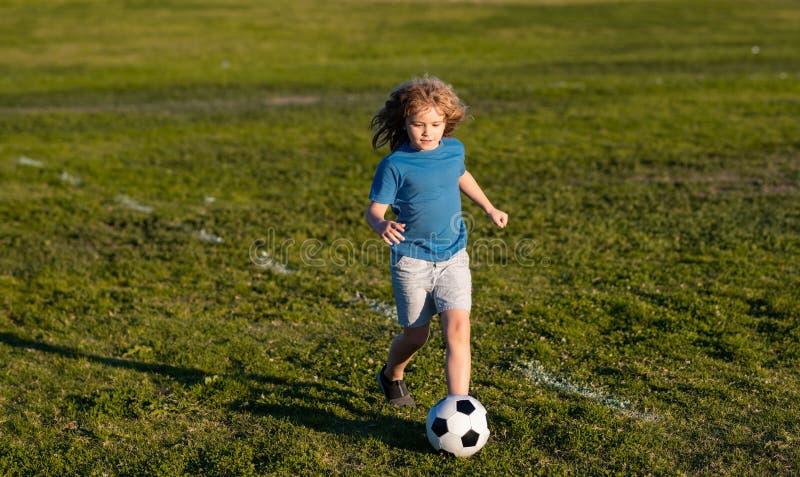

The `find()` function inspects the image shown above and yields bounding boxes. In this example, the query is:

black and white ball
[426,395,490,457]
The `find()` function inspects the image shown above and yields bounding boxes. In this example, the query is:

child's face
[405,106,446,151]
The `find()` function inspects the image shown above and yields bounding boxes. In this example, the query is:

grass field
[1,0,799,475]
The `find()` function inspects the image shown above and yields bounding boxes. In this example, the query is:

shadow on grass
[0,331,428,452]
[235,399,429,453]
[0,331,208,385]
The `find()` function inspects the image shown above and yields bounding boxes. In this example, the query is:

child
[366,76,508,406]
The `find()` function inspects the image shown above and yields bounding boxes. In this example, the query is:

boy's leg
[440,309,471,396]
[384,324,430,380]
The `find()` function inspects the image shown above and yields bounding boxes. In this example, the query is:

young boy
[367,76,508,406]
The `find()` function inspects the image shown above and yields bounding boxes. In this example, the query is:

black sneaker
[377,365,416,407]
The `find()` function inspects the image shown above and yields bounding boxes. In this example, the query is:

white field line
[515,360,659,422]
[17,156,44,168]
[115,195,154,214]
[249,250,294,275]
[60,171,84,186]
[351,291,397,320]
[193,229,224,244]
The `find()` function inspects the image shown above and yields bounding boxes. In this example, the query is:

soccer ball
[426,395,490,457]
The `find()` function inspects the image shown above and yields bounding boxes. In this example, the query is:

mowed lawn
[1,0,799,475]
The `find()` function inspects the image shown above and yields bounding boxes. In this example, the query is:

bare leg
[441,309,471,395]
[384,324,430,381]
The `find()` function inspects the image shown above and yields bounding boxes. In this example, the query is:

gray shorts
[390,249,472,328]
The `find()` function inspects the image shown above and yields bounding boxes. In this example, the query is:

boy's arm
[459,171,508,228]
[366,201,406,245]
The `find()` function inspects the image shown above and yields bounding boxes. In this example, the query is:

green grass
[1,0,799,475]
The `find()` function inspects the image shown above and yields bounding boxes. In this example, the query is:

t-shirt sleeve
[369,159,399,204]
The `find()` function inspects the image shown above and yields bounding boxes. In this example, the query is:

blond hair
[371,76,467,151]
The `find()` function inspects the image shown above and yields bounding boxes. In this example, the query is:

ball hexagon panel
[434,396,457,419]
[469,408,489,433]
[475,429,490,449]
[445,412,471,437]
[438,433,464,454]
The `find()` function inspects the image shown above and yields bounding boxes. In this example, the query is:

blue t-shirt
[369,137,467,261]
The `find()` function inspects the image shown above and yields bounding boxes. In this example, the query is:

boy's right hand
[377,220,406,246]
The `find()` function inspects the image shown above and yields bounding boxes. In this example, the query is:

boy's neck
[408,140,442,152]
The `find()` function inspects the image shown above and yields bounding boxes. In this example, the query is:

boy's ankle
[377,365,416,407]
[382,367,401,382]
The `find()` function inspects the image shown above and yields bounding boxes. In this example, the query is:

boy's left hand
[487,208,508,228]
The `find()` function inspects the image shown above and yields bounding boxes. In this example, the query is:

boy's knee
[442,311,471,345]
